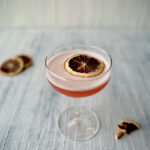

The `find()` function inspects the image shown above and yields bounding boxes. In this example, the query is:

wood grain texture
[0,28,150,150]
[0,0,150,27]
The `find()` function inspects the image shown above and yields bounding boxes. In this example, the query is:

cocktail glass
[45,45,112,141]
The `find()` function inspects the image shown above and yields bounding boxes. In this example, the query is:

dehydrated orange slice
[116,124,127,133]
[121,120,140,134]
[0,57,24,76]
[16,54,32,69]
[65,54,105,77]
[116,120,140,139]
[115,132,125,140]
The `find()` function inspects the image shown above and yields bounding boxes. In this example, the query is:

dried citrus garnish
[115,132,125,140]
[115,120,140,140]
[16,54,32,69]
[65,54,105,77]
[121,120,140,134]
[116,124,127,133]
[0,57,24,76]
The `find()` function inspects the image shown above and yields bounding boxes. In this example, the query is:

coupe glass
[45,45,112,141]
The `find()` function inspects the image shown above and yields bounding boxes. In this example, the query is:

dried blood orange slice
[16,54,32,69]
[65,54,105,77]
[0,57,24,76]
[121,120,140,134]
[116,124,127,133]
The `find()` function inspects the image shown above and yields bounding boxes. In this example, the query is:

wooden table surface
[0,28,150,150]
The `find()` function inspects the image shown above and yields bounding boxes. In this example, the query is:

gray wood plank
[0,28,150,150]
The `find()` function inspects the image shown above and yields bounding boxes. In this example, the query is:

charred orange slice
[65,54,105,77]
[0,57,24,76]
[16,54,32,69]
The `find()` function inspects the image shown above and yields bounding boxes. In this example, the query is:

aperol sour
[46,50,111,97]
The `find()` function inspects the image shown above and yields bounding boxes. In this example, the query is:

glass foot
[58,106,100,141]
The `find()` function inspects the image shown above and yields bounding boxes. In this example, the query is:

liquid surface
[46,50,111,91]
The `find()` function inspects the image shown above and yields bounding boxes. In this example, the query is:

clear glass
[45,44,112,141]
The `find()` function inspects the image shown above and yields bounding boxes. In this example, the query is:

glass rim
[45,44,112,82]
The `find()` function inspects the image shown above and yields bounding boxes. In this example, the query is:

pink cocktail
[45,45,112,141]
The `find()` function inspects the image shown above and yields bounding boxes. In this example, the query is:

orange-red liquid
[48,78,110,98]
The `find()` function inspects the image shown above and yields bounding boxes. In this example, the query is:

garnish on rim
[64,54,105,77]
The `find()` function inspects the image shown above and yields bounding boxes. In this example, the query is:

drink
[45,45,112,141]
[46,50,111,97]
